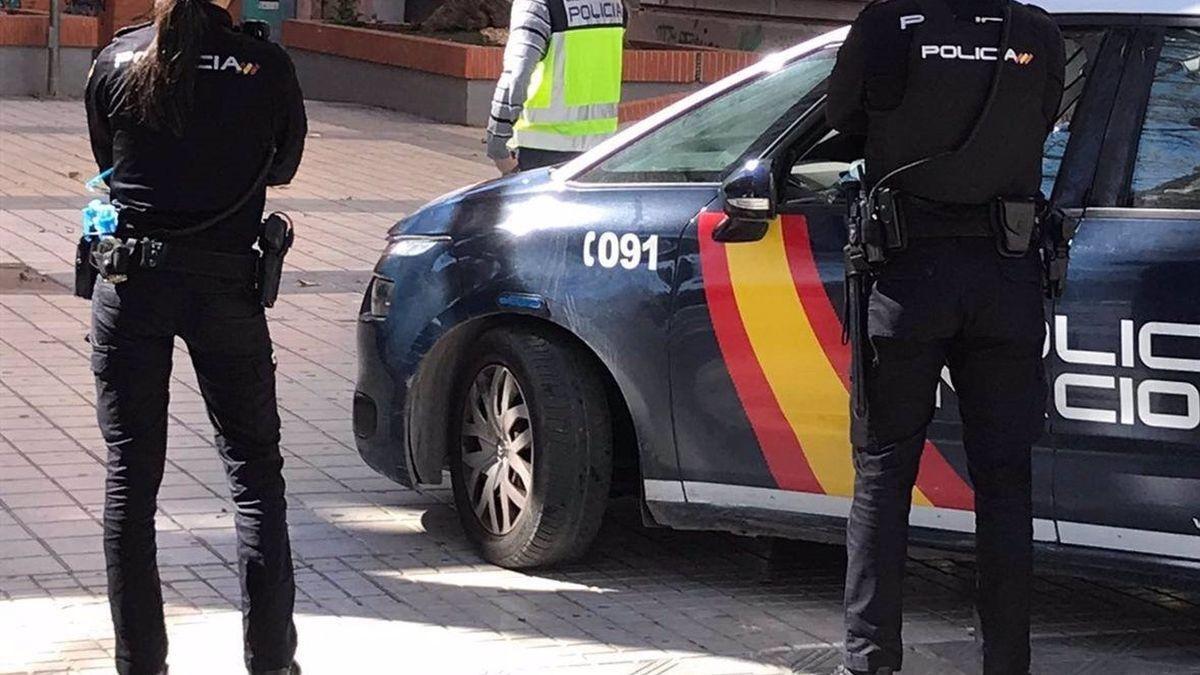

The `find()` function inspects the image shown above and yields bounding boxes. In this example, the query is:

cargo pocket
[90,344,113,376]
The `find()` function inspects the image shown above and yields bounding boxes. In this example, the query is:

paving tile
[9,505,92,524]
[57,552,106,572]
[0,537,51,559]
[27,519,103,539]
[0,470,52,486]
[0,554,64,575]
[1,489,76,508]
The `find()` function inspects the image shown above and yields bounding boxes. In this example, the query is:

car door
[666,22,1122,544]
[1049,23,1200,561]
[564,39,844,502]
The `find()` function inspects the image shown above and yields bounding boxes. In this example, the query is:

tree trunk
[420,0,512,32]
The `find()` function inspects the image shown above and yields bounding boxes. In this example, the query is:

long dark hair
[127,0,208,135]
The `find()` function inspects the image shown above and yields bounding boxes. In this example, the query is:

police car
[355,0,1200,576]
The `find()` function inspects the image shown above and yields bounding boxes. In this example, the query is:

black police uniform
[84,5,306,674]
[827,0,1063,673]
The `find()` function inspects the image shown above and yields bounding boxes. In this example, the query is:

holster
[854,187,907,266]
[871,187,908,254]
[89,236,137,284]
[1040,207,1076,298]
[257,213,294,308]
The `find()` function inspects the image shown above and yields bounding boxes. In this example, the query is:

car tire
[449,326,613,568]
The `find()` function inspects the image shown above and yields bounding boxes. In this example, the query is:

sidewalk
[1,98,1198,675]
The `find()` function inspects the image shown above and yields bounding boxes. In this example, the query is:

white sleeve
[485,0,552,160]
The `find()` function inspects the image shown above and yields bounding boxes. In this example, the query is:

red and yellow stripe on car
[698,212,974,510]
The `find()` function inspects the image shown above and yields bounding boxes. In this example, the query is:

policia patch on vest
[552,0,626,31]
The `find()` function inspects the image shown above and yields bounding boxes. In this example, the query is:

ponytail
[127,0,208,135]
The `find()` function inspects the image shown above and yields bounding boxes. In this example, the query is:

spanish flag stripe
[780,215,974,509]
[777,215,930,505]
[698,213,824,492]
[915,441,976,509]
[722,217,857,496]
[779,215,852,389]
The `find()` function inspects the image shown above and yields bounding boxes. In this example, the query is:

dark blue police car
[354,0,1200,577]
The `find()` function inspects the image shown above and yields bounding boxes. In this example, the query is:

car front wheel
[449,327,612,568]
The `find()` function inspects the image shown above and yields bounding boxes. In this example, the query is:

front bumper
[353,310,414,485]
[352,238,456,487]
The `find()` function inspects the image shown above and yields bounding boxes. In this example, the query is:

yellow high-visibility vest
[515,0,626,152]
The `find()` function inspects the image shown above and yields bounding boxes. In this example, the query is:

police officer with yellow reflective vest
[485,0,627,174]
[81,0,305,671]
[826,0,1065,673]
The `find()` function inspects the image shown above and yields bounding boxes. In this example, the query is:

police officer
[485,0,626,174]
[84,0,305,671]
[826,0,1063,673]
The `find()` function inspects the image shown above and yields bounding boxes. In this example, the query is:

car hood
[388,168,558,238]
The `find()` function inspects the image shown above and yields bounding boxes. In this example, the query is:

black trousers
[842,238,1046,675]
[517,147,581,171]
[91,272,296,675]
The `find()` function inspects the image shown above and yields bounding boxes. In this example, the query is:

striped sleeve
[485,0,552,160]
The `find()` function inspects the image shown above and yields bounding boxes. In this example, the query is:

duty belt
[93,236,258,283]
[899,194,992,239]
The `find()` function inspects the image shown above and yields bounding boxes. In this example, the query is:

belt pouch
[992,197,1038,257]
[874,187,907,252]
[74,238,97,299]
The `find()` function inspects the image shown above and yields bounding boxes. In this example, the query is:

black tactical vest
[862,0,1058,204]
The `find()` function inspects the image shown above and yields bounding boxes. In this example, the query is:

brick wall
[0,12,100,47]
[283,20,760,84]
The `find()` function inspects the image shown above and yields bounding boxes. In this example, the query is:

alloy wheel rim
[461,364,533,535]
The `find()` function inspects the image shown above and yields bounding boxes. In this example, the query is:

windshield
[577,45,840,184]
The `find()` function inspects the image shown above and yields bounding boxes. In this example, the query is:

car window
[577,46,839,184]
[784,128,864,204]
[1130,28,1200,209]
[1042,29,1107,198]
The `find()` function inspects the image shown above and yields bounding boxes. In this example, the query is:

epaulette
[237,20,271,41]
[861,0,909,11]
[1018,0,1053,17]
[114,20,153,37]
[857,0,921,19]
[1011,1,1057,30]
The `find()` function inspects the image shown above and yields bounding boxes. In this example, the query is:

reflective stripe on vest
[515,5,624,153]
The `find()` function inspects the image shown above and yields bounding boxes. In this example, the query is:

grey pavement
[1,98,1198,675]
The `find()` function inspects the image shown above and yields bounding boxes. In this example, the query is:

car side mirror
[715,160,776,243]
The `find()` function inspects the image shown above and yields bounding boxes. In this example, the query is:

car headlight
[385,237,447,257]
[368,276,394,318]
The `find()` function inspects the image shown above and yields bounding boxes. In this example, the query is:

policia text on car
[827,0,1066,674]
[79,0,306,672]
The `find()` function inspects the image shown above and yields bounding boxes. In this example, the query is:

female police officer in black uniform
[84,0,305,671]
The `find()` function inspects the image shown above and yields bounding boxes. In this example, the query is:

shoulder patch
[238,20,271,41]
